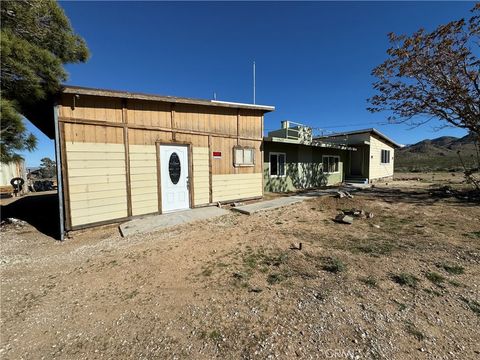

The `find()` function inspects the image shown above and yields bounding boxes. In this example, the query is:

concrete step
[119,207,230,237]
[345,178,369,184]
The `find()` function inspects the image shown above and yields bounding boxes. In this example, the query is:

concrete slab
[232,188,352,215]
[119,206,230,237]
[231,196,306,215]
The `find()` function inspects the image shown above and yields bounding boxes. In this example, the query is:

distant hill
[395,132,478,171]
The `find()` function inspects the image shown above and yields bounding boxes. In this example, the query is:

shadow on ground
[357,186,480,207]
[1,192,60,239]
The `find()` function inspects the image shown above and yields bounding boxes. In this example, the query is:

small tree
[39,157,56,179]
[368,4,479,137]
[1,0,89,163]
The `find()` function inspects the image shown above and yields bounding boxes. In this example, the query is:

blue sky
[22,1,474,166]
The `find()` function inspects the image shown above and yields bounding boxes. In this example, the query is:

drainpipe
[53,104,65,241]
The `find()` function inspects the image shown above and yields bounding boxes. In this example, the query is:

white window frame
[269,152,286,178]
[322,155,340,174]
[233,146,255,167]
[380,149,391,164]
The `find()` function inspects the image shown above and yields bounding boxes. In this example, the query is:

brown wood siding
[60,94,123,123]
[63,123,124,144]
[60,97,263,138]
[239,109,262,139]
[211,137,237,175]
[175,104,238,136]
[175,133,208,147]
[128,128,172,145]
[58,94,266,229]
[127,99,171,128]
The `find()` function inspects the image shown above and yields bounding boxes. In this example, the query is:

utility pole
[253,61,256,104]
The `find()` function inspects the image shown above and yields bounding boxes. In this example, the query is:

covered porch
[345,145,370,184]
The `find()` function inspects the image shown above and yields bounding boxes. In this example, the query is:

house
[315,128,401,183]
[25,85,274,237]
[263,121,354,192]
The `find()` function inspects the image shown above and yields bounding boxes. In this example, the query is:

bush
[322,258,346,273]
[391,273,419,288]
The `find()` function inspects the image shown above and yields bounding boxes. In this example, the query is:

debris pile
[335,214,354,224]
[334,208,374,224]
[335,191,354,199]
[0,218,28,230]
[290,242,303,250]
[30,180,55,192]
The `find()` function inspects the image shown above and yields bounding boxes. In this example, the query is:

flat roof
[63,85,275,112]
[264,137,356,151]
[315,128,401,148]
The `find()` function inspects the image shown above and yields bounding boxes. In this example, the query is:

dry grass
[1,180,480,359]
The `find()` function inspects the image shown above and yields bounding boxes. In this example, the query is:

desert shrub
[391,273,419,288]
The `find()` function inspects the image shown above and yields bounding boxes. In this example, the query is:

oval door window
[168,152,181,184]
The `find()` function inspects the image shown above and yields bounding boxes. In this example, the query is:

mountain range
[394,132,478,171]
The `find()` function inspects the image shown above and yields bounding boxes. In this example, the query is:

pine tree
[1,0,89,163]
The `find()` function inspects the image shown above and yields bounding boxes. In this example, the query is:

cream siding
[0,160,26,186]
[66,142,128,227]
[212,173,263,202]
[368,136,395,180]
[192,147,210,205]
[129,145,159,216]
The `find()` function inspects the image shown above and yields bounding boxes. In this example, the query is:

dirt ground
[392,171,469,188]
[1,177,479,359]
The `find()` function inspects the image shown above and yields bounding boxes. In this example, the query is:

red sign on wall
[213,151,222,158]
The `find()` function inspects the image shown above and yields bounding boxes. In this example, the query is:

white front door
[160,145,190,213]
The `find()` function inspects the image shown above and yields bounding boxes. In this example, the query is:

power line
[316,122,388,129]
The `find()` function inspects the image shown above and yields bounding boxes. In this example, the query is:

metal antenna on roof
[213,91,217,100]
[253,61,256,104]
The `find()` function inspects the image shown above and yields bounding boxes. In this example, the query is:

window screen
[381,150,390,164]
[270,153,286,177]
[243,148,254,164]
[234,147,255,166]
[322,156,340,173]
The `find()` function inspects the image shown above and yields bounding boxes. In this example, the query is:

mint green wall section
[263,142,298,192]
[263,142,346,192]
[311,148,345,185]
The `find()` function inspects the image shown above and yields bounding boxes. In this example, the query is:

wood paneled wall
[59,94,263,140]
[58,94,265,229]
[61,95,123,123]
[63,123,124,144]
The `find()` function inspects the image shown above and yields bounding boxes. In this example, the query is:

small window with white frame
[322,155,339,173]
[381,149,391,164]
[270,152,286,177]
[234,146,255,167]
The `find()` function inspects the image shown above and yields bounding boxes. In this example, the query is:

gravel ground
[1,184,479,359]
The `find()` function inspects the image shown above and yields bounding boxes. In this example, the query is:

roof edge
[314,128,401,148]
[264,136,356,151]
[62,85,275,112]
